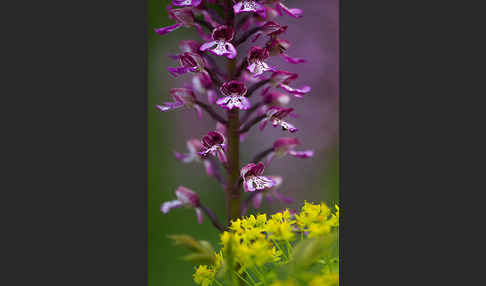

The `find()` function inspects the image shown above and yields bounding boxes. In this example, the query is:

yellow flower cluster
[224,213,282,272]
[295,202,339,238]
[193,265,215,286]
[193,202,339,286]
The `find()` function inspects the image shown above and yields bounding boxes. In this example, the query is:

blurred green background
[148,1,338,285]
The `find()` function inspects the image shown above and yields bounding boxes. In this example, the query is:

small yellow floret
[193,265,215,286]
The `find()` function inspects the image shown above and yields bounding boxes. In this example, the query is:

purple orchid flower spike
[172,0,202,7]
[266,137,314,164]
[216,80,251,110]
[156,88,202,118]
[200,25,237,59]
[247,46,274,76]
[252,176,294,209]
[199,131,228,163]
[260,106,298,133]
[240,162,276,192]
[233,0,266,18]
[168,52,205,77]
[270,70,311,98]
[155,7,196,36]
[192,72,217,104]
[174,139,215,177]
[161,186,204,224]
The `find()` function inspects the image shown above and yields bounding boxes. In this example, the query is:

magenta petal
[161,200,184,213]
[168,66,190,77]
[280,84,311,96]
[203,160,214,176]
[173,151,189,162]
[194,105,203,119]
[281,53,307,64]
[276,3,303,18]
[216,149,228,163]
[225,43,237,59]
[274,191,295,204]
[155,23,183,35]
[233,2,244,13]
[207,90,217,104]
[288,150,314,158]
[156,101,184,112]
[253,192,264,209]
[200,40,217,51]
[195,208,204,224]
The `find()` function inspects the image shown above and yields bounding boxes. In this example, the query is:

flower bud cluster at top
[156,0,316,228]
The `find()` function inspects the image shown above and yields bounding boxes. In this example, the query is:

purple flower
[200,25,237,59]
[240,162,276,192]
[247,46,274,76]
[156,88,202,118]
[192,71,216,104]
[168,52,205,77]
[251,176,294,209]
[174,139,214,176]
[270,70,311,98]
[266,137,314,164]
[216,81,251,110]
[172,0,202,7]
[265,38,306,64]
[259,106,298,133]
[199,131,227,163]
[233,0,266,17]
[161,186,204,224]
[252,21,287,42]
[154,7,195,36]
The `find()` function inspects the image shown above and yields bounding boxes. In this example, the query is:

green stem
[225,107,240,225]
[234,271,253,286]
[224,0,240,226]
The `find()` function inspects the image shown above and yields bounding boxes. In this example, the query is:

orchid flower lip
[240,162,276,192]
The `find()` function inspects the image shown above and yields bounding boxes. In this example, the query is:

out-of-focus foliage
[187,202,339,286]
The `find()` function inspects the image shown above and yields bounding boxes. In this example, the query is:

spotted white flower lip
[240,162,276,192]
[216,81,251,110]
[233,0,266,17]
[200,25,237,59]
[259,106,298,133]
[199,131,228,163]
[247,46,274,76]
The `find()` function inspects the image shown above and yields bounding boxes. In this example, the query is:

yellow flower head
[193,265,215,286]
